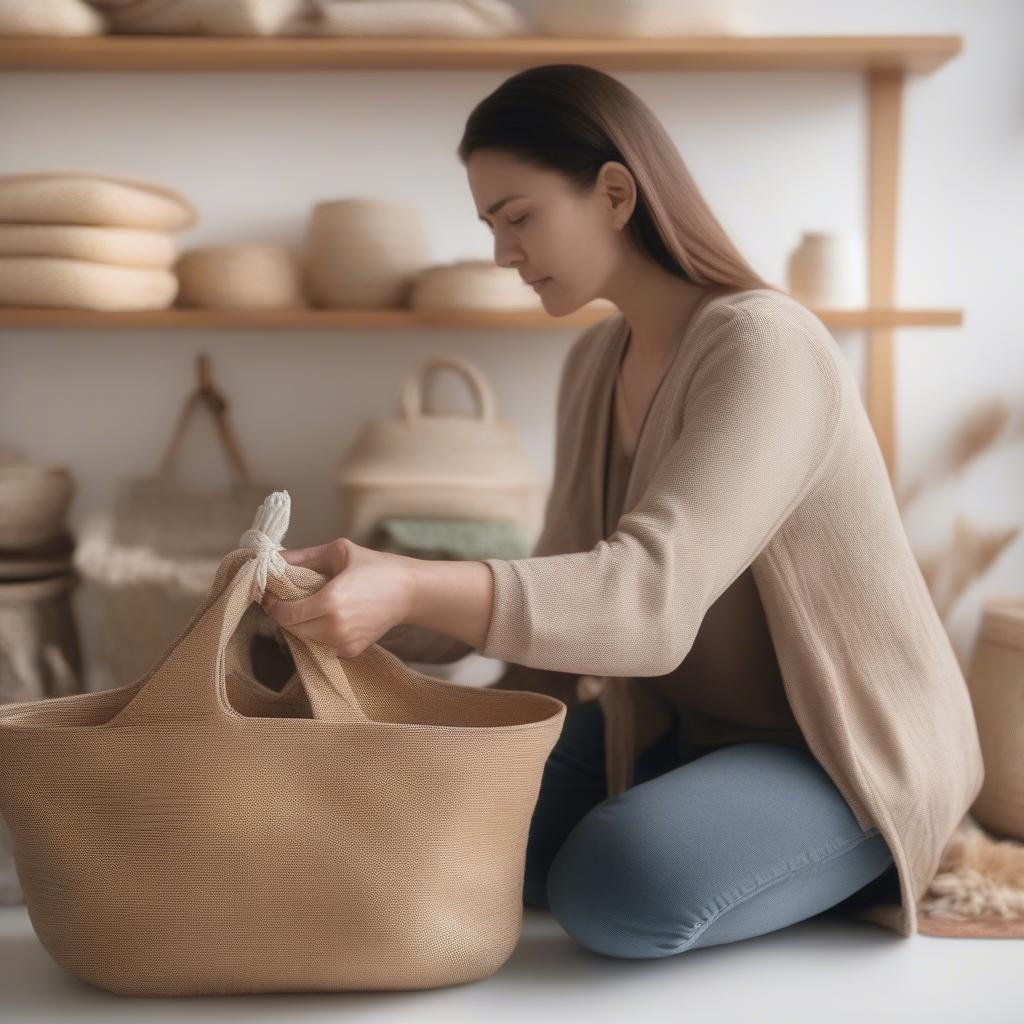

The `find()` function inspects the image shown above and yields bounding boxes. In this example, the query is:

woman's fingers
[264,577,339,627]
[279,613,367,658]
[278,539,349,577]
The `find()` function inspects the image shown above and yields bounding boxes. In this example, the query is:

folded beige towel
[0,257,178,311]
[0,224,177,268]
[280,0,527,36]
[0,0,107,36]
[0,173,197,231]
[90,0,304,35]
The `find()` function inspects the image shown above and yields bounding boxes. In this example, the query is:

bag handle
[400,355,497,425]
[105,491,370,727]
[154,353,252,484]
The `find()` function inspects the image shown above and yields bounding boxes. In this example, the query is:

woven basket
[175,243,306,309]
[0,571,82,707]
[409,259,543,312]
[0,570,83,906]
[0,491,565,995]
[303,197,431,308]
[337,355,546,546]
[966,595,1024,840]
[0,462,74,549]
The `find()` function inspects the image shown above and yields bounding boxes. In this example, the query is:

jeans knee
[544,807,699,959]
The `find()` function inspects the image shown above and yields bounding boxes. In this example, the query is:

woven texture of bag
[337,355,546,545]
[0,491,565,995]
[967,595,1024,841]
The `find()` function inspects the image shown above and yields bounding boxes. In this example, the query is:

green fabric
[371,517,531,561]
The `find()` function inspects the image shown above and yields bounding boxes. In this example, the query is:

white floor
[1,904,1019,1023]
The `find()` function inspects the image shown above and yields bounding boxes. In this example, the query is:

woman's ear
[598,160,637,231]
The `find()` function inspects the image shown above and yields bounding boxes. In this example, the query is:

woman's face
[466,148,630,315]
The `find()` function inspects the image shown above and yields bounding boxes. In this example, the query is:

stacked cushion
[0,173,197,311]
[0,0,107,37]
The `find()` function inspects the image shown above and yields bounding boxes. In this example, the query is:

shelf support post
[867,68,905,486]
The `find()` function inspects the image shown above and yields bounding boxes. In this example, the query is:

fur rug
[917,813,1024,937]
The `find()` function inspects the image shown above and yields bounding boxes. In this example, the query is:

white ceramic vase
[785,230,864,310]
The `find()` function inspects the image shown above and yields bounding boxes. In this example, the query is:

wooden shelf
[0,307,964,331]
[0,35,962,74]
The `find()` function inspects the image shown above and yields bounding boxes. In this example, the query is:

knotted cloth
[238,489,290,600]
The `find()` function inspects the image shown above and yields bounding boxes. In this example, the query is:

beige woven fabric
[0,494,565,995]
[476,286,985,940]
[0,224,177,268]
[0,256,178,310]
[603,370,807,766]
[0,172,197,231]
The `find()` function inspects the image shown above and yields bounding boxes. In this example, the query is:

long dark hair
[457,63,780,295]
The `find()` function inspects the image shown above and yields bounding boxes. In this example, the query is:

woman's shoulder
[700,286,838,342]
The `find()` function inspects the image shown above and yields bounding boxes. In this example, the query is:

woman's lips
[531,277,551,290]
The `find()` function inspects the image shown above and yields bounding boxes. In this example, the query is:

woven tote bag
[337,355,546,546]
[114,352,273,559]
[0,491,565,996]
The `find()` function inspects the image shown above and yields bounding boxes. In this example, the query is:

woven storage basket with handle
[337,355,546,546]
[114,353,273,558]
[0,491,565,996]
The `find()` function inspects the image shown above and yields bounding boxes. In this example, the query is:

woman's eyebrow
[478,194,525,222]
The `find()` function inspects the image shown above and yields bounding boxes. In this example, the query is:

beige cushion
[0,173,197,231]
[0,257,178,311]
[91,0,303,35]
[0,224,177,268]
[0,0,106,36]
[278,0,527,37]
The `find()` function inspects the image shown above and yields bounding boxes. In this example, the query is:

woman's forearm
[400,557,495,651]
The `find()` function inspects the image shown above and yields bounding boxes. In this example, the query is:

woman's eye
[509,214,530,226]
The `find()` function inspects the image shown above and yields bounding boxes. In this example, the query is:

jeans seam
[673,827,884,952]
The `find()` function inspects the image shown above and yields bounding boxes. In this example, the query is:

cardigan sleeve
[381,325,596,670]
[477,305,843,678]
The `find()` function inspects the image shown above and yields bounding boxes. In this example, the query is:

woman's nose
[493,235,523,270]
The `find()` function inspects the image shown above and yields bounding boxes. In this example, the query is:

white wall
[1,0,1020,689]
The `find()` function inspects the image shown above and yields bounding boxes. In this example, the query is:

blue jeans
[524,698,896,958]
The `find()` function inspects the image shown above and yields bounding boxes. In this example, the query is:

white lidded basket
[337,355,546,546]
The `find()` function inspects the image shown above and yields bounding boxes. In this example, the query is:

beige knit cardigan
[393,286,985,938]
